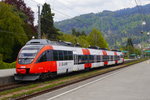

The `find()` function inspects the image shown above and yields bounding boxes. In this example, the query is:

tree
[41,3,59,40]
[87,28,108,48]
[0,2,28,62]
[4,0,36,39]
[77,35,89,47]
[126,38,134,53]
[58,33,76,44]
[122,38,142,56]
[81,30,86,36]
[71,28,77,36]
[4,0,34,25]
[126,38,134,47]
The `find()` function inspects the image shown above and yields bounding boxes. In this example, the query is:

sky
[24,0,150,24]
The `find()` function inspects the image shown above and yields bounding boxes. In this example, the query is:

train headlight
[20,66,26,68]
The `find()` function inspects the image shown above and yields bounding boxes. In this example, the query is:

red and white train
[14,39,124,81]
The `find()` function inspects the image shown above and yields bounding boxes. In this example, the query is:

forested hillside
[55,4,150,47]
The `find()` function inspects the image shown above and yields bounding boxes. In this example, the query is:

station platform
[0,68,16,86]
[30,60,150,100]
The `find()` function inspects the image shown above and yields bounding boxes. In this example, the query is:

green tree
[126,38,134,47]
[126,38,135,54]
[0,2,28,62]
[81,30,86,36]
[41,3,59,40]
[4,0,36,39]
[58,33,76,44]
[87,28,108,48]
[58,32,89,47]
[71,28,81,37]
[71,28,77,36]
[77,35,89,47]
[71,28,86,37]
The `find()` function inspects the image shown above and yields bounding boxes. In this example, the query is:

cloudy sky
[24,0,150,24]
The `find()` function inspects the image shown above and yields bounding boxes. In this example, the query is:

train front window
[19,50,38,58]
[18,46,41,64]
[18,58,33,64]
[18,50,38,64]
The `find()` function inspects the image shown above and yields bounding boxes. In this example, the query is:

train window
[81,55,86,63]
[94,55,97,62]
[89,55,94,63]
[38,52,47,62]
[103,55,109,61]
[74,55,78,64]
[78,55,82,64]
[97,55,100,62]
[58,51,64,60]
[100,55,103,62]
[111,56,114,61]
[18,58,33,64]
[53,50,59,61]
[85,55,89,63]
[68,51,73,60]
[117,56,120,60]
[108,56,111,61]
[52,50,73,61]
[109,56,113,61]
[120,55,124,58]
[64,51,68,60]
[47,50,53,61]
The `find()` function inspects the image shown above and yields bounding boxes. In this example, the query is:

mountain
[55,4,150,47]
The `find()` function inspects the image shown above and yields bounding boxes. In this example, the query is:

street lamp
[142,21,146,25]
[141,21,146,34]
[147,32,150,36]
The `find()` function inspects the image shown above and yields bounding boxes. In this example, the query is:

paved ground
[30,60,150,100]
[0,68,16,77]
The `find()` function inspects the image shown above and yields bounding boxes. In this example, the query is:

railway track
[0,83,21,92]
[0,82,38,93]
[0,59,146,100]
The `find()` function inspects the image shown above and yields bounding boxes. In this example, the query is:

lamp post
[141,21,146,34]
[147,32,150,36]
[140,21,146,58]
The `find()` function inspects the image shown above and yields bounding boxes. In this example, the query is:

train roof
[26,39,122,53]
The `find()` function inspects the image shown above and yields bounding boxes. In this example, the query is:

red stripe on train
[104,61,108,65]
[102,50,108,65]
[82,49,90,55]
[84,63,92,68]
[102,50,107,55]
[82,49,91,68]
[114,52,118,64]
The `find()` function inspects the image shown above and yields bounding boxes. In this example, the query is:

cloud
[24,0,150,24]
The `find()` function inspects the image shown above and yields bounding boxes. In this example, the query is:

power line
[26,0,84,23]
[137,0,147,22]
[134,0,147,34]
[134,0,146,22]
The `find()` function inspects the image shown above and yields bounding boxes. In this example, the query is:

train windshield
[19,50,38,58]
[18,45,43,64]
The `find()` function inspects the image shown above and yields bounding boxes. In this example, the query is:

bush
[0,61,16,69]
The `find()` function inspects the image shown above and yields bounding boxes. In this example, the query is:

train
[14,39,124,81]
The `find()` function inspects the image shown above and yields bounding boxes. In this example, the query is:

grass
[0,58,149,100]
[5,82,66,100]
[0,61,16,69]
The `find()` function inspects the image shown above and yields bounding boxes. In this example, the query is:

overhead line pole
[38,5,41,39]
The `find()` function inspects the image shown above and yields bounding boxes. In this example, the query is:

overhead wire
[134,0,146,23]
[27,0,88,26]
[137,0,147,23]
